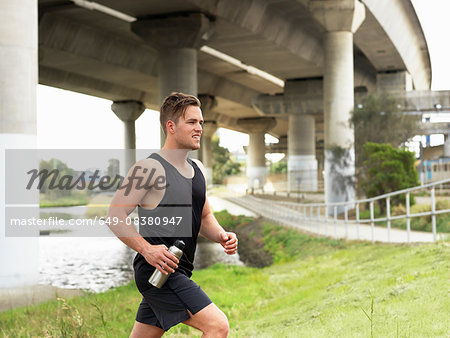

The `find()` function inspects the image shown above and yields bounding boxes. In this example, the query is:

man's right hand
[141,244,179,275]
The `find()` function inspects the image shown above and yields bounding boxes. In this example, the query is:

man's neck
[159,147,190,167]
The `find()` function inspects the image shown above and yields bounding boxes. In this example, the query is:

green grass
[39,192,89,207]
[1,214,449,337]
[391,213,450,233]
[261,221,345,264]
[394,199,450,233]
[84,194,114,219]
[213,209,254,229]
[0,283,139,337]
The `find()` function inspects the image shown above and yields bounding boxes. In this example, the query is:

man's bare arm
[199,196,238,255]
[192,158,238,255]
[107,160,179,274]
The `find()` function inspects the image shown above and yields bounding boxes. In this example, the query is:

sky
[37,0,450,155]
[411,0,450,91]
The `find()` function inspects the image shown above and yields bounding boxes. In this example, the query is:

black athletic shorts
[135,271,212,331]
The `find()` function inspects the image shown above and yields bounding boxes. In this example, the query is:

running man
[107,92,238,337]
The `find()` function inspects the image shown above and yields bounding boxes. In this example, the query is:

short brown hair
[160,92,201,135]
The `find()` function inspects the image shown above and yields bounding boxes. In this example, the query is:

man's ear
[167,120,175,134]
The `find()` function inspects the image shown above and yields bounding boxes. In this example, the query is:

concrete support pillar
[0,0,39,288]
[111,100,145,174]
[159,48,200,158]
[253,79,323,193]
[238,118,276,192]
[159,49,197,105]
[288,114,318,192]
[198,94,218,184]
[310,0,365,209]
[201,122,218,184]
[444,134,450,158]
[131,13,214,155]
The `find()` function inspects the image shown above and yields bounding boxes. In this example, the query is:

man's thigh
[182,303,228,331]
[130,320,165,338]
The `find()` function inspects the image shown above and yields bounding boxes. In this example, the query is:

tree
[107,158,120,178]
[38,158,74,199]
[351,94,419,151]
[211,135,241,184]
[106,158,122,191]
[350,93,420,195]
[360,142,419,213]
[269,160,287,174]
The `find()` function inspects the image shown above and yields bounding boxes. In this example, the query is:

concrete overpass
[34,0,434,191]
[0,0,435,288]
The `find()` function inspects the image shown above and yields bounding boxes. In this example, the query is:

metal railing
[227,178,450,243]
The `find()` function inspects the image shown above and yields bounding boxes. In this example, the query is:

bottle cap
[173,240,185,251]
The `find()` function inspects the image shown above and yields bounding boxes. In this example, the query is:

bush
[270,160,287,174]
[360,143,419,213]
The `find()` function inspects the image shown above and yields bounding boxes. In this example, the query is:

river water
[38,196,254,292]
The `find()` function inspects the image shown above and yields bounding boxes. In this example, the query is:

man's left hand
[220,232,238,255]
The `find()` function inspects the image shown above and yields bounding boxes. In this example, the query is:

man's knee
[185,304,230,337]
[205,314,229,336]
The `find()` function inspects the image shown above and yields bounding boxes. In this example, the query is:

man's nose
[195,123,203,132]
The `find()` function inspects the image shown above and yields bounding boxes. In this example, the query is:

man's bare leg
[129,321,165,338]
[182,303,229,337]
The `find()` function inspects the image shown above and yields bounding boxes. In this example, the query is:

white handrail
[226,178,450,243]
[288,178,450,208]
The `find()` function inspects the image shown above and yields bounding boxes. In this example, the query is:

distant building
[416,158,450,184]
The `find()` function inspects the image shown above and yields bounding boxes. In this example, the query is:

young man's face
[172,105,204,150]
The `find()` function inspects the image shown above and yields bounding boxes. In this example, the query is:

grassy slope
[202,243,449,337]
[1,218,448,337]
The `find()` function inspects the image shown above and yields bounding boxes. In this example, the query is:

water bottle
[148,240,185,288]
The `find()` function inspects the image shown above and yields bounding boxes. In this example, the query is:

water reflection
[39,237,244,293]
[39,236,134,293]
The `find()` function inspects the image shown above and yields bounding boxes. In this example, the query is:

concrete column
[248,131,266,183]
[283,79,321,192]
[253,80,323,193]
[131,13,214,153]
[201,121,218,184]
[288,114,318,192]
[238,118,276,192]
[198,95,218,184]
[444,134,450,158]
[159,49,197,105]
[111,100,145,174]
[310,0,365,209]
[0,0,39,288]
[159,48,199,157]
